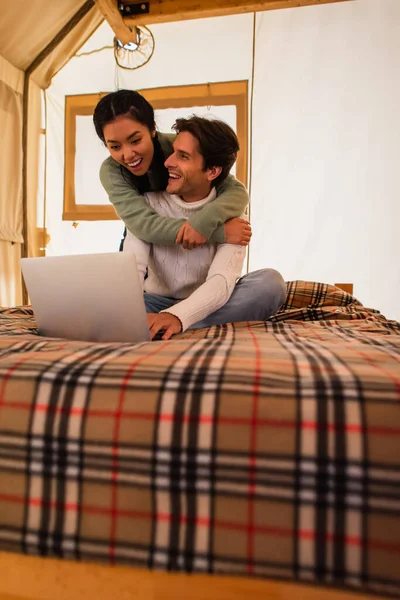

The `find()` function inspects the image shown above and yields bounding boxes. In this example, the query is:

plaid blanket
[0,281,399,597]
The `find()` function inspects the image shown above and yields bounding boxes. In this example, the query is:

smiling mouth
[126,158,142,169]
[168,172,181,181]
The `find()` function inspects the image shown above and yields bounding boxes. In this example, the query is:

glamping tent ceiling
[0,0,352,78]
[0,1,98,71]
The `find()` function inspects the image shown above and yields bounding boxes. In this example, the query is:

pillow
[281,280,359,310]
[270,280,382,322]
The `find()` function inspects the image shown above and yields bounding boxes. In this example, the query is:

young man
[123,116,287,340]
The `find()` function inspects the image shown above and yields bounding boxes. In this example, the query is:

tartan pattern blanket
[0,281,399,597]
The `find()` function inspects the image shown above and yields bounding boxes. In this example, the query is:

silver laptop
[21,252,150,343]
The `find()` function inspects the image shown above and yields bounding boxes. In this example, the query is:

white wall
[250,0,400,320]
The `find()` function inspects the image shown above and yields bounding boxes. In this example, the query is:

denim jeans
[143,268,287,328]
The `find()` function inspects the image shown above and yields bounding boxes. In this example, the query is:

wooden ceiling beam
[95,0,353,43]
[94,0,137,44]
[120,0,353,27]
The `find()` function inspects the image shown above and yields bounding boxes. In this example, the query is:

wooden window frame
[63,80,248,221]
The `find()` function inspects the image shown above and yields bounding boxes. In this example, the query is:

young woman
[93,89,251,249]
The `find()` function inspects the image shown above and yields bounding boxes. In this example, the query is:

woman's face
[103,115,155,176]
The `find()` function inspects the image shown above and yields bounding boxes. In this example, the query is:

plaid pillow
[271,280,382,322]
[282,280,360,310]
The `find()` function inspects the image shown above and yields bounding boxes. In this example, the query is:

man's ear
[206,166,222,182]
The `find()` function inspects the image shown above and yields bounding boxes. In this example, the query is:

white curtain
[250,0,400,321]
[0,56,24,306]
[0,241,22,306]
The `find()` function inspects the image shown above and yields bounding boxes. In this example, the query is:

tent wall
[250,0,400,321]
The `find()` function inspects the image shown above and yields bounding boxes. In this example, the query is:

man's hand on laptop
[147,312,183,340]
[176,222,207,250]
[224,218,252,245]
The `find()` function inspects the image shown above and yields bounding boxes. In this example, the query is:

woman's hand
[224,218,252,245]
[176,222,207,250]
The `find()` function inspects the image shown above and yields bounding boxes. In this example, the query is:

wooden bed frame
[334,283,353,295]
[0,551,380,600]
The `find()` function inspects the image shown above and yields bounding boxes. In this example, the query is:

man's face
[164,131,215,202]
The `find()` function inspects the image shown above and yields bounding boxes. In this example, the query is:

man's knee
[263,268,287,306]
[248,268,287,315]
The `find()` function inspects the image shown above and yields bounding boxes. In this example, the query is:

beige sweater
[123,189,246,331]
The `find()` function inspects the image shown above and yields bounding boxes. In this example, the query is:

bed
[0,280,399,600]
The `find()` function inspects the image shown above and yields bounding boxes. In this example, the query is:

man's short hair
[172,116,239,186]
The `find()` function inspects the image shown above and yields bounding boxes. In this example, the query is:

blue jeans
[143,269,287,328]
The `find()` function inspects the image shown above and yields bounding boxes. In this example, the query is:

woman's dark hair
[93,89,168,193]
[172,116,239,187]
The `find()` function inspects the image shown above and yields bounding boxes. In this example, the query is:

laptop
[21,252,150,343]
